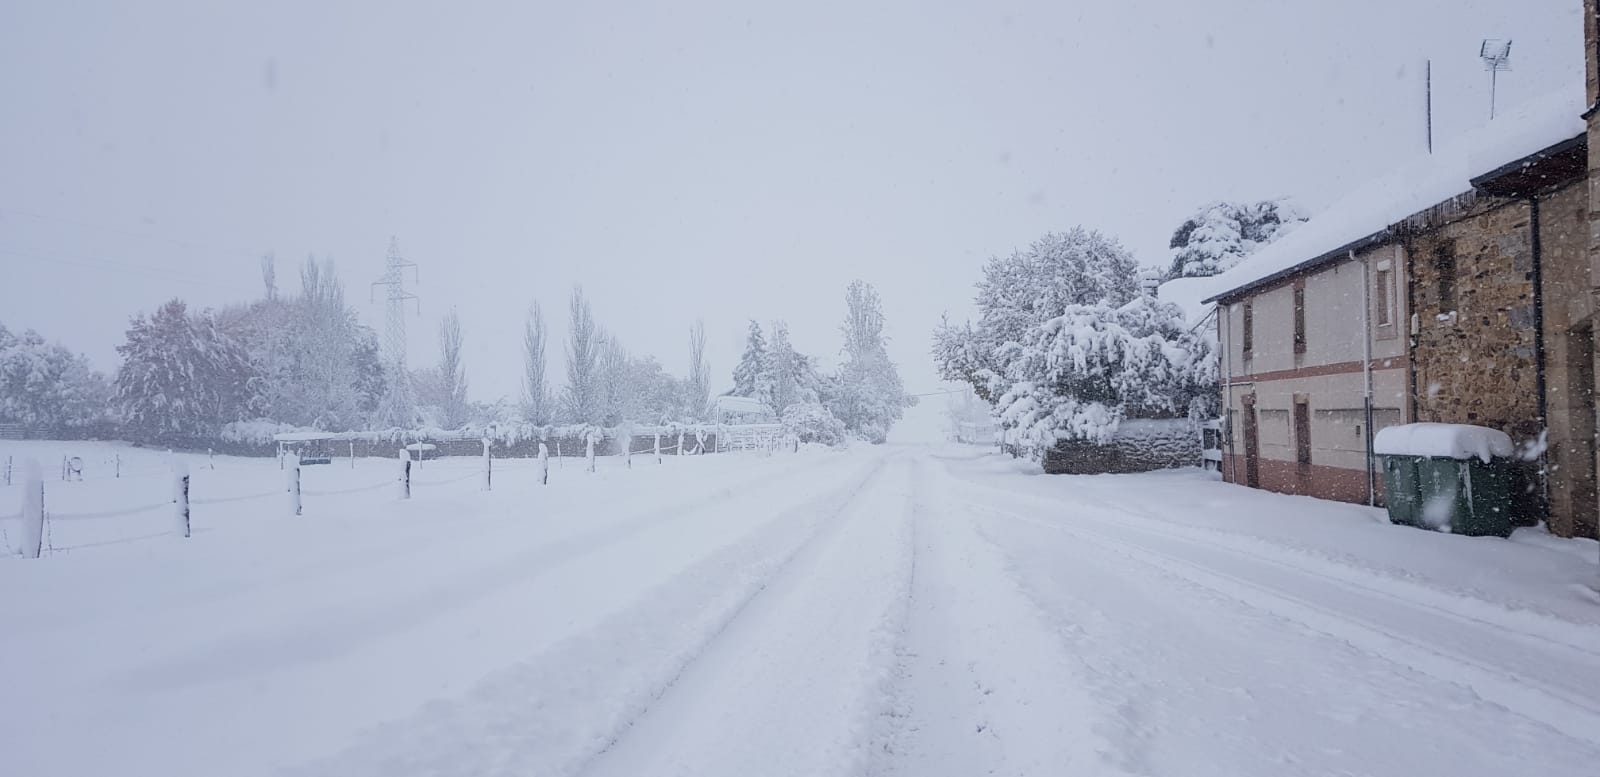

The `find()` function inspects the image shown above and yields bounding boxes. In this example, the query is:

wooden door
[1242,395,1261,488]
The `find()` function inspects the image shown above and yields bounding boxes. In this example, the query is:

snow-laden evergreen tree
[934,226,1217,457]
[115,299,256,441]
[832,281,912,443]
[0,322,114,432]
[685,320,712,421]
[766,320,803,415]
[729,320,772,406]
[1166,198,1304,278]
[562,287,602,424]
[521,301,554,424]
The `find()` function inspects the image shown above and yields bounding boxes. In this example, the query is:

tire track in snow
[955,485,1600,749]
[574,454,918,777]
[871,456,1130,777]
[282,454,892,777]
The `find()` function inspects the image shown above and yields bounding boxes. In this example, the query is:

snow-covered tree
[115,299,256,440]
[935,226,1216,457]
[0,323,114,431]
[596,333,630,427]
[217,256,383,431]
[729,320,771,405]
[766,320,803,415]
[521,301,554,424]
[832,281,912,443]
[629,355,685,423]
[991,296,1213,447]
[1166,198,1304,278]
[434,309,469,428]
[685,320,711,421]
[562,287,602,424]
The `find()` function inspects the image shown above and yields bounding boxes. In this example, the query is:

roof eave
[1201,229,1390,305]
[1468,133,1587,197]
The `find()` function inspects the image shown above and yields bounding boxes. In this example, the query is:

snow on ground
[2,440,1598,776]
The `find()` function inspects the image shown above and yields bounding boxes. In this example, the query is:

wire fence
[1,437,800,558]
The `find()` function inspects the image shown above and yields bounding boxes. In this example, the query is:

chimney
[1138,268,1162,299]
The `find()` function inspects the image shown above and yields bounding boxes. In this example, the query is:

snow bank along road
[3,444,1599,776]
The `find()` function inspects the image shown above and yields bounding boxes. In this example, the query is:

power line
[0,244,259,294]
[0,206,266,264]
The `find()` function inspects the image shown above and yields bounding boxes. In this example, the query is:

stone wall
[1538,180,1600,539]
[1407,198,1542,442]
[1041,418,1200,475]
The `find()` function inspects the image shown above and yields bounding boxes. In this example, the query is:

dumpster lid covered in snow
[1372,422,1513,463]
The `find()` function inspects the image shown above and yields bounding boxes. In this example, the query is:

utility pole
[372,237,420,428]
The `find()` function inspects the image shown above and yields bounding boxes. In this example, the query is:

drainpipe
[1216,300,1228,482]
[1530,196,1550,515]
[1357,249,1375,506]
[1404,237,1419,423]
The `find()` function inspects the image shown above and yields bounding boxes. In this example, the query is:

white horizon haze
[0,0,1581,411]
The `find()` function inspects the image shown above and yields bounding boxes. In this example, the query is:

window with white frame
[1375,259,1394,327]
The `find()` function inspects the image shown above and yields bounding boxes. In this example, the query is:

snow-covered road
[4,444,1599,776]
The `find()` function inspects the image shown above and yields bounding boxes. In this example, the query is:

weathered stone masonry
[1406,198,1542,442]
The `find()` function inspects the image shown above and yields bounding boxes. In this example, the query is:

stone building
[1207,240,1410,504]
[1199,91,1596,539]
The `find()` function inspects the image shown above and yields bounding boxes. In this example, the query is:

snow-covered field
[2,441,1598,776]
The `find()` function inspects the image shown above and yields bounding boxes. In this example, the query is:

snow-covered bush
[781,402,846,446]
[220,419,307,446]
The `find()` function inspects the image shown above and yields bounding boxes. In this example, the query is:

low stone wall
[1041,418,1200,475]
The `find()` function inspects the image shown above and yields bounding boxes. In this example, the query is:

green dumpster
[1380,454,1421,527]
[1373,423,1519,538]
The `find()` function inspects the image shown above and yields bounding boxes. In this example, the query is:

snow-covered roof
[714,395,769,415]
[1155,276,1217,327]
[1200,90,1586,304]
[1373,422,1514,463]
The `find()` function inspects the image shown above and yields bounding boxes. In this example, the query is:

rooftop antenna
[1479,38,1512,120]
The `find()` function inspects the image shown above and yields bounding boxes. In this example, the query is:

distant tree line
[8,256,921,448]
[724,280,914,445]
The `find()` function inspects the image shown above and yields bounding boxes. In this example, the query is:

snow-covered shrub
[220,419,308,446]
[781,402,846,446]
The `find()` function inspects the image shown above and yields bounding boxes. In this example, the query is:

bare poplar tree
[437,309,468,428]
[687,320,711,421]
[521,301,552,424]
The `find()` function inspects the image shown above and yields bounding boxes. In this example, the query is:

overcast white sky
[0,0,1583,411]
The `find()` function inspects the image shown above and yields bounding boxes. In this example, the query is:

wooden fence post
[288,456,302,516]
[398,448,411,500]
[538,442,550,485]
[173,461,191,538]
[482,438,492,491]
